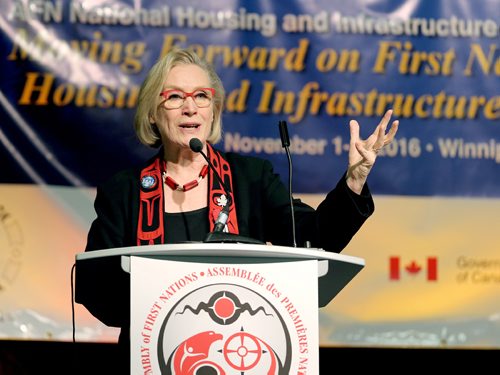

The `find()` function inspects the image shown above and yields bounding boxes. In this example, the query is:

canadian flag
[389,256,438,281]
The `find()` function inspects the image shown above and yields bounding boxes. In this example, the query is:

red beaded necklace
[163,165,209,192]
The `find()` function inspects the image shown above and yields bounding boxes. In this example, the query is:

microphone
[278,121,297,248]
[189,138,263,244]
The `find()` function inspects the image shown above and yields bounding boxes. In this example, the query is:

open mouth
[180,124,200,129]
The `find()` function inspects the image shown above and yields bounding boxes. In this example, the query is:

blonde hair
[134,48,225,148]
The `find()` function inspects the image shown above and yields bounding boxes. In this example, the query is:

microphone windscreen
[279,121,290,147]
[189,138,203,152]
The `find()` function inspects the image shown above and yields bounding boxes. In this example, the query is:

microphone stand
[204,231,264,244]
[189,138,265,245]
[279,120,297,247]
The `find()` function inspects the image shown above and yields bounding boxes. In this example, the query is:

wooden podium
[75,243,364,374]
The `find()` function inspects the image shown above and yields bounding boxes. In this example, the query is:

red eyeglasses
[159,88,215,109]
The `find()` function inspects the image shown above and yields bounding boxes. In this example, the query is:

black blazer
[75,151,374,328]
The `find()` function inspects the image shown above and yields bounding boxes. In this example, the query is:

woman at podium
[75,48,398,368]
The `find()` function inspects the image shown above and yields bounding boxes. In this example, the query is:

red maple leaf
[405,261,421,275]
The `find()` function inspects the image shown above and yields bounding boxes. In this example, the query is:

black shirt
[163,206,209,243]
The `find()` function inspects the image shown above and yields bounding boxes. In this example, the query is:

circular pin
[141,175,157,189]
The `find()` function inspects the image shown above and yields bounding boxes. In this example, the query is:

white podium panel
[130,256,319,374]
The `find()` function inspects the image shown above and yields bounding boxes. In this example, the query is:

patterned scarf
[137,143,239,245]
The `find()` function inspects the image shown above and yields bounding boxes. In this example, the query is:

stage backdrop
[1,0,499,348]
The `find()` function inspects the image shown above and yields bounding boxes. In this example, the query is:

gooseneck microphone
[278,120,297,248]
[189,138,264,244]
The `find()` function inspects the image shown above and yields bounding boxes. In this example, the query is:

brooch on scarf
[141,175,157,190]
[216,194,228,207]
